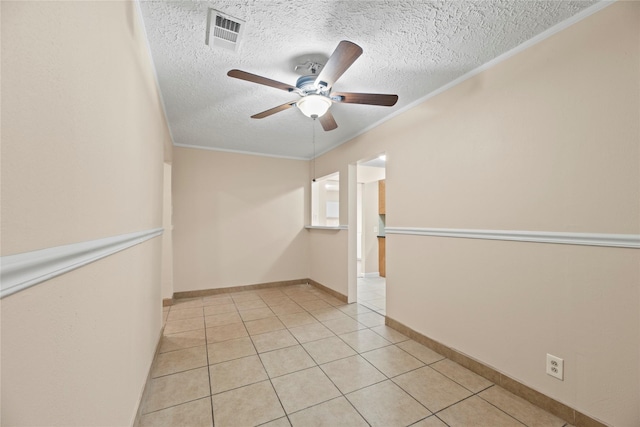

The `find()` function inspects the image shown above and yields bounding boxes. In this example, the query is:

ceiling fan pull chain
[312,118,316,182]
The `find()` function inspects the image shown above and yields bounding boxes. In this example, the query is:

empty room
[1,1,638,426]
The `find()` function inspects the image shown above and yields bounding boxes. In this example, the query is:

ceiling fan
[227,40,399,131]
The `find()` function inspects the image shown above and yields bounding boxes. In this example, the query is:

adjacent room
[2,1,638,426]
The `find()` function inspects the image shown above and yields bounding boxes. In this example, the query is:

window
[311,172,340,226]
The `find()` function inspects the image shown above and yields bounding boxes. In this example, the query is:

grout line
[476,391,534,427]
[199,303,216,426]
[153,284,563,426]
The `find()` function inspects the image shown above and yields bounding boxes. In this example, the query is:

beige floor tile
[288,323,335,343]
[211,380,285,427]
[431,359,493,393]
[369,325,409,343]
[270,303,306,315]
[167,307,204,321]
[361,345,424,377]
[310,308,349,322]
[352,312,385,327]
[152,346,208,378]
[479,386,565,427]
[271,367,341,414]
[260,417,291,427]
[338,304,372,316]
[202,295,233,306]
[164,317,205,335]
[346,380,431,427]
[172,299,204,309]
[319,296,347,307]
[259,345,316,378]
[229,292,262,303]
[206,322,248,343]
[141,367,210,414]
[339,329,392,353]
[289,396,368,427]
[412,416,449,427]
[396,340,446,365]
[207,336,256,364]
[320,355,386,394]
[139,397,213,427]
[209,354,268,394]
[256,288,285,296]
[358,291,382,301]
[322,317,367,335]
[204,311,242,327]
[251,329,298,353]
[367,298,386,310]
[394,366,472,412]
[203,303,237,316]
[298,299,333,311]
[239,307,276,321]
[278,312,318,328]
[286,293,319,303]
[302,336,357,364]
[438,396,525,426]
[160,329,206,353]
[235,299,268,310]
[245,316,286,335]
[263,296,294,307]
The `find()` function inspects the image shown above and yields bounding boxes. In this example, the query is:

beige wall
[311,3,640,426]
[309,229,349,296]
[1,1,169,425]
[172,147,309,291]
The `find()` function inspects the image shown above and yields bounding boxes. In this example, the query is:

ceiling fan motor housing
[295,75,329,96]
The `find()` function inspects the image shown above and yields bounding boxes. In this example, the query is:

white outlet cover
[546,354,564,380]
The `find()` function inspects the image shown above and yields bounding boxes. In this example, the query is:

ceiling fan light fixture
[297,95,332,118]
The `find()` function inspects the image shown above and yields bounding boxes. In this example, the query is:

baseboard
[172,278,349,304]
[172,279,309,300]
[132,324,165,427]
[307,278,348,303]
[385,316,608,427]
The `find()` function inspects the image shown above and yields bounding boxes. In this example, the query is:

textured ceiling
[139,0,600,159]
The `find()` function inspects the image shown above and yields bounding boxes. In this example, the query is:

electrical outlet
[546,354,564,380]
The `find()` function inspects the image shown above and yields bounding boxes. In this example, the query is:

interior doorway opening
[355,154,386,314]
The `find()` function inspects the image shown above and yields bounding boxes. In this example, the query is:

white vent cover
[206,9,245,52]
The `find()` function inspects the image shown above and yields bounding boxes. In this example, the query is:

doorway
[355,154,386,314]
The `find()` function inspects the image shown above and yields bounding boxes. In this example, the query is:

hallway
[357,276,386,315]
[139,284,569,427]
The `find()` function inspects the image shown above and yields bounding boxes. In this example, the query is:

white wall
[1,1,170,425]
[162,162,174,300]
[363,181,379,274]
[172,147,310,291]
[309,3,640,426]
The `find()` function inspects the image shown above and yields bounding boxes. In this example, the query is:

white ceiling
[139,0,599,160]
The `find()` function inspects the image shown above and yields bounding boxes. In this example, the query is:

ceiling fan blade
[319,110,338,131]
[331,92,399,106]
[251,101,297,119]
[314,41,363,90]
[228,69,296,92]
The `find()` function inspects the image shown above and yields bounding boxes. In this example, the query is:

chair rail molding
[0,228,164,299]
[384,227,640,249]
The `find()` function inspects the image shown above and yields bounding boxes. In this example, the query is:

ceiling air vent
[206,9,245,52]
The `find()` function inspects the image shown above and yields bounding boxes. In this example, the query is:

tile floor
[142,284,572,427]
[357,276,386,315]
